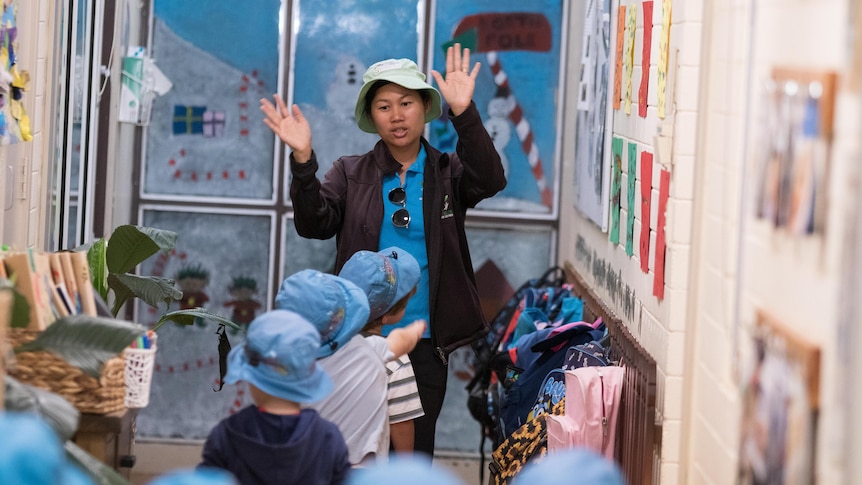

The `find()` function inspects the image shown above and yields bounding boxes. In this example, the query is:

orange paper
[613,5,626,109]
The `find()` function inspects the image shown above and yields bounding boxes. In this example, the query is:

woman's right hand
[260,95,312,163]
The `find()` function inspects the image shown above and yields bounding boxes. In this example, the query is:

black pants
[408,339,448,457]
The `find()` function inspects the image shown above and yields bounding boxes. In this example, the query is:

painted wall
[689,0,860,484]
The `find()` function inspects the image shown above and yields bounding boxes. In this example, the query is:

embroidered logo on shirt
[441,194,454,219]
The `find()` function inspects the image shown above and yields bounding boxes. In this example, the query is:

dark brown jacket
[289,102,506,362]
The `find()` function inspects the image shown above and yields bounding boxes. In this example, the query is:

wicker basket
[7,329,126,414]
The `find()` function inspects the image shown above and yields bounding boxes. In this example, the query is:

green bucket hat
[354,58,442,134]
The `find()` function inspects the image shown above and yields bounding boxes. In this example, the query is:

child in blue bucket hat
[198,309,350,485]
[339,247,426,453]
[345,453,465,485]
[275,269,420,466]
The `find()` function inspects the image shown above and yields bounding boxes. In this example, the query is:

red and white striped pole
[486,51,553,209]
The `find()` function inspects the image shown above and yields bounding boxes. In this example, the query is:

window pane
[143,1,281,200]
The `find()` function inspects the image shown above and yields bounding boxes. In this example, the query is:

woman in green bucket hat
[261,44,506,456]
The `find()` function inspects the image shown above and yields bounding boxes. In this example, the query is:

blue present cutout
[172,105,206,134]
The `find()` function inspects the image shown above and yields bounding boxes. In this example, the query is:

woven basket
[7,329,126,414]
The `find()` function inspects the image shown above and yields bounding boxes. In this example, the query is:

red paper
[639,151,653,273]
[653,169,670,299]
[613,5,626,109]
[639,1,654,117]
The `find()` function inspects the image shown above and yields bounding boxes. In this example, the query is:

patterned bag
[488,398,565,485]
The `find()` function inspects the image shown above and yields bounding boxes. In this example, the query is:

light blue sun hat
[275,269,370,358]
[224,310,333,403]
[339,247,420,321]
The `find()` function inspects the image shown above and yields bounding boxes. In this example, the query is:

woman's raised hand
[431,43,480,117]
[260,95,312,163]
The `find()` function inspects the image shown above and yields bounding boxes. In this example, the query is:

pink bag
[546,366,625,458]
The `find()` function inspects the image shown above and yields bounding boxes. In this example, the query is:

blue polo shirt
[379,145,431,338]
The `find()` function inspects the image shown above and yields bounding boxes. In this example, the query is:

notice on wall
[639,151,653,273]
[658,0,673,118]
[639,1,654,118]
[653,168,670,299]
[626,141,638,256]
[613,5,626,110]
[610,137,624,244]
[623,4,637,115]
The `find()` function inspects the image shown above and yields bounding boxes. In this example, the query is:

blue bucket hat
[339,247,420,322]
[0,412,93,485]
[354,58,443,134]
[274,269,370,358]
[513,448,626,485]
[346,454,464,485]
[224,310,333,403]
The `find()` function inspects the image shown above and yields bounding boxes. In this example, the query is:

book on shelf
[2,251,56,330]
[69,250,98,316]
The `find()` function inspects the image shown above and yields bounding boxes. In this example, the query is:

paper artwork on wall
[653,168,669,299]
[639,151,653,273]
[0,0,31,145]
[623,4,637,115]
[657,0,673,118]
[638,1,654,118]
[626,141,637,256]
[613,5,626,110]
[754,68,836,236]
[573,0,613,230]
[610,137,623,244]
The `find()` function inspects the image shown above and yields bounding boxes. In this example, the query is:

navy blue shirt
[199,406,350,485]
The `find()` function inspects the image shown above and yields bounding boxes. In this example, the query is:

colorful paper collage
[623,5,637,115]
[613,5,626,110]
[653,169,670,299]
[639,1,654,118]
[626,141,637,256]
[639,151,653,273]
[0,0,31,145]
[658,0,673,118]
[610,137,624,244]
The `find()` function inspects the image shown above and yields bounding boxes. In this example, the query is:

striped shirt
[384,354,425,424]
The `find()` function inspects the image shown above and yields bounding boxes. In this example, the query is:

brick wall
[559,0,702,482]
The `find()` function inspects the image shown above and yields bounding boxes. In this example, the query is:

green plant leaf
[4,376,80,440]
[15,315,146,378]
[153,307,244,333]
[106,273,136,317]
[113,273,181,310]
[65,440,129,485]
[106,225,177,274]
[86,241,108,303]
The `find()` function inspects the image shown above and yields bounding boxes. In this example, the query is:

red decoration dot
[239,170,246,179]
[174,170,182,178]
[168,158,176,166]
[180,149,186,156]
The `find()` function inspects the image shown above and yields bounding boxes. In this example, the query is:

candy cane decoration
[486,51,553,208]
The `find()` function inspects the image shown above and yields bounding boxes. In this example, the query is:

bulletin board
[736,310,820,484]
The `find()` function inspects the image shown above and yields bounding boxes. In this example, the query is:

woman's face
[369,84,429,152]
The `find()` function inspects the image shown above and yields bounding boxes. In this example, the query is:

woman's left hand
[431,43,480,117]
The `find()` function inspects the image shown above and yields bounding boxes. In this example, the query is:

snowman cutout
[484,90,515,176]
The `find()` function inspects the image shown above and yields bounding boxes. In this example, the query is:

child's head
[512,448,626,485]
[274,269,370,358]
[224,310,332,404]
[346,453,464,485]
[338,247,420,325]
[0,412,93,485]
